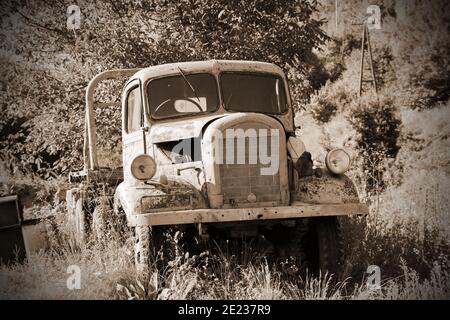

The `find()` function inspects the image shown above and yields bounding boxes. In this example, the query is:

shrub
[310,83,352,123]
[349,98,401,193]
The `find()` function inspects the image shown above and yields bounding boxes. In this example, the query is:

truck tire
[67,188,88,247]
[134,226,163,277]
[112,196,129,240]
[314,216,342,277]
[74,198,88,246]
[264,220,308,271]
[92,196,110,242]
[134,226,151,276]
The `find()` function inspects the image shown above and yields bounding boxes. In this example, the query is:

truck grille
[219,132,281,207]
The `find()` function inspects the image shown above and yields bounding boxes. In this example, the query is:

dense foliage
[0,0,329,179]
[350,99,401,193]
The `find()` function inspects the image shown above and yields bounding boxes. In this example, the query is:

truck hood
[149,114,227,143]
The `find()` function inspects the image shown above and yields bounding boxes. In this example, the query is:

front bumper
[127,202,369,227]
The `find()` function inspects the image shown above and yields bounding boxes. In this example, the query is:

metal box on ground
[0,195,49,265]
[0,226,27,264]
[0,195,23,228]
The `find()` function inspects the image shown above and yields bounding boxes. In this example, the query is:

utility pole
[335,0,339,31]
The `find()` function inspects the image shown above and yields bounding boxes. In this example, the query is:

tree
[0,0,328,179]
[153,0,328,105]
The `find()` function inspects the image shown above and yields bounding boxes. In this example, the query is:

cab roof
[132,60,285,81]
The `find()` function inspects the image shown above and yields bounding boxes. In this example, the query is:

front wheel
[134,226,164,277]
[314,217,342,277]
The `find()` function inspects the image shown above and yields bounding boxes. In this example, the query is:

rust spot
[344,179,354,190]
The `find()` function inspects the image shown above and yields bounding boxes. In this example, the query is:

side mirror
[141,126,150,154]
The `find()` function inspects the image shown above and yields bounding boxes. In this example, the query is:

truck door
[122,79,152,182]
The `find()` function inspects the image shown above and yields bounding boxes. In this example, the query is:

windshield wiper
[177,67,201,103]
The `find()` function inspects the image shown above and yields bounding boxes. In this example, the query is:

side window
[126,86,142,133]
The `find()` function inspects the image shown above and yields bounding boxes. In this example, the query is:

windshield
[221,72,287,114]
[147,73,218,119]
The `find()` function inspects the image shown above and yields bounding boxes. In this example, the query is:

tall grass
[0,202,448,300]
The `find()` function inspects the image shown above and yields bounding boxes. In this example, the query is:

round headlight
[130,154,157,180]
[325,149,351,174]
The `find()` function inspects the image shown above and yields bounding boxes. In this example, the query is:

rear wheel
[92,196,110,242]
[74,197,88,246]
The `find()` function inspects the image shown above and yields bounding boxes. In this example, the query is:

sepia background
[0,0,449,299]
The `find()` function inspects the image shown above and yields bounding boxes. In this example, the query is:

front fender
[115,179,208,217]
[292,169,361,204]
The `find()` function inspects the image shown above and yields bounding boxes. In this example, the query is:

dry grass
[0,202,448,300]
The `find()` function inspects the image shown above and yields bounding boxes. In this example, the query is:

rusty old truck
[66,60,368,275]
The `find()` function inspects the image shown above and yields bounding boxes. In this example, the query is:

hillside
[300,0,450,237]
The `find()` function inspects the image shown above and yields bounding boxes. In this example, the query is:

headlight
[130,154,157,180]
[325,149,351,174]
